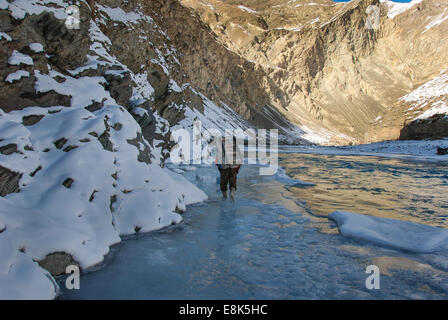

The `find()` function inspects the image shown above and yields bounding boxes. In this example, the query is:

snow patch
[424,8,448,33]
[35,69,115,108]
[415,102,448,120]
[2,0,68,20]
[237,5,257,14]
[96,4,154,28]
[169,80,183,93]
[131,72,155,100]
[5,70,30,83]
[8,50,33,66]
[401,70,448,104]
[330,211,448,253]
[400,69,448,120]
[29,43,44,53]
[380,0,423,19]
[0,32,12,42]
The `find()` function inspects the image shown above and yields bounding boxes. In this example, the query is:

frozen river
[59,149,448,299]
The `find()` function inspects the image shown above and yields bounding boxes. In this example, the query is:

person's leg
[220,168,230,198]
[229,168,238,190]
[229,168,238,199]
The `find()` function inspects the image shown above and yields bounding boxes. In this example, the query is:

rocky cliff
[182,0,448,144]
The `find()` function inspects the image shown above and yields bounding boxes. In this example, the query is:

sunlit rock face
[181,0,448,144]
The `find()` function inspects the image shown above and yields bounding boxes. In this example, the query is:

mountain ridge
[181,0,448,144]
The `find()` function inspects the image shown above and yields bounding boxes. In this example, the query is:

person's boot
[230,188,236,201]
[222,190,228,199]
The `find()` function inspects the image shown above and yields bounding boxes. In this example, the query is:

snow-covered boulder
[0,0,210,300]
[329,211,448,253]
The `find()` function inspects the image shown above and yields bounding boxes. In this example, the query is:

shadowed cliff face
[181,0,448,144]
[97,0,313,141]
[399,114,448,141]
[0,0,309,152]
[143,0,302,137]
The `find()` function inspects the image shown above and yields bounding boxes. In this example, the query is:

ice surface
[274,166,315,187]
[330,211,448,253]
[279,139,448,162]
[344,139,448,158]
[171,168,185,174]
[61,162,448,300]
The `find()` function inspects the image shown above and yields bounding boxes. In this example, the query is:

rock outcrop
[399,114,448,140]
[38,252,80,276]
[0,166,21,196]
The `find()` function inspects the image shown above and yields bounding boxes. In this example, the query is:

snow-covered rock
[0,237,59,300]
[0,0,212,300]
[0,98,207,299]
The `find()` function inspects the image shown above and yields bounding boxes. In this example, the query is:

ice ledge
[329,211,448,253]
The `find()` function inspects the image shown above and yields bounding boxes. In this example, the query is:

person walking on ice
[215,136,243,200]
